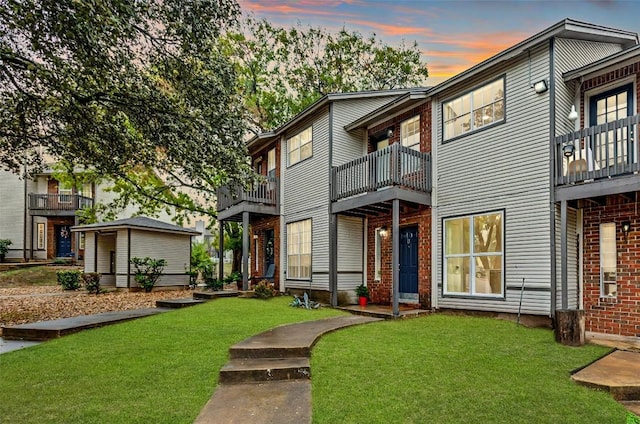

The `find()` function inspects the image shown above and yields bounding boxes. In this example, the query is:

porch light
[379,226,388,238]
[562,143,575,158]
[568,105,578,122]
[387,128,394,138]
[533,79,548,94]
[621,221,631,242]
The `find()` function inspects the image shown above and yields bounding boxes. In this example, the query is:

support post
[218,221,224,282]
[560,199,568,310]
[329,212,338,306]
[242,212,249,291]
[392,199,400,317]
[74,215,79,263]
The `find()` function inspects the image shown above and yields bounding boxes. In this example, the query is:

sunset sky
[238,0,640,85]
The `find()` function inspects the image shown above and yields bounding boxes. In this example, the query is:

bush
[202,262,222,290]
[130,257,167,293]
[254,280,277,299]
[57,270,82,290]
[0,239,12,261]
[190,242,211,270]
[82,272,103,294]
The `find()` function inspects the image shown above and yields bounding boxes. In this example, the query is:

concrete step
[229,345,310,360]
[193,290,239,300]
[219,357,310,384]
[621,401,640,416]
[572,350,640,401]
[155,298,204,308]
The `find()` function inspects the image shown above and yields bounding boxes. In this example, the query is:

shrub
[0,239,12,261]
[82,272,103,294]
[202,262,222,290]
[57,270,82,290]
[130,257,167,293]
[254,280,277,299]
[190,242,211,270]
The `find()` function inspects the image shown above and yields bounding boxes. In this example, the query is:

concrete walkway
[194,315,381,424]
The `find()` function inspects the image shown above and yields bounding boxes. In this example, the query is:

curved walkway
[194,315,381,424]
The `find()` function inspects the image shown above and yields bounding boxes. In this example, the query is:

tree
[0,0,255,223]
[224,18,430,134]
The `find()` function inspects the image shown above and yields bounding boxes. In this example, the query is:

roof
[428,18,638,97]
[563,44,640,81]
[71,216,201,235]
[246,88,412,149]
[344,88,431,131]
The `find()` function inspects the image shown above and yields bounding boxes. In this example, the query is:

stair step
[155,298,205,308]
[219,357,310,384]
[193,290,239,300]
[229,346,310,360]
[622,401,640,416]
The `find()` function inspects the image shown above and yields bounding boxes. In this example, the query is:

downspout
[328,102,338,306]
[127,228,131,289]
[548,38,557,319]
[23,164,28,262]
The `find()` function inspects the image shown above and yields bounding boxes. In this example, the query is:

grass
[0,265,73,287]
[0,297,345,423]
[311,314,628,423]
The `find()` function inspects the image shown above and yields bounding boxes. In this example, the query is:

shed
[71,217,200,290]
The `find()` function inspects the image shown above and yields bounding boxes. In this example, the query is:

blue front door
[56,225,72,257]
[399,226,418,301]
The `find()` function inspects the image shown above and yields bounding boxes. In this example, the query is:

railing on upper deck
[331,143,431,202]
[216,176,279,212]
[28,193,94,211]
[556,114,640,185]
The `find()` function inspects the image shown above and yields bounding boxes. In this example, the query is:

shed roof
[71,216,200,236]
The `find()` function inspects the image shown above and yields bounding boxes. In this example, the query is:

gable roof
[71,216,200,235]
[344,88,431,131]
[428,18,638,97]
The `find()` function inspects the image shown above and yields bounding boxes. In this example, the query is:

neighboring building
[220,18,640,342]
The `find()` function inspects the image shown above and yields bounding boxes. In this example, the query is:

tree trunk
[554,310,585,346]
[232,248,242,274]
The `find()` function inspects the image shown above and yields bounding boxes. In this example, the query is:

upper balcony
[331,143,431,215]
[216,176,279,221]
[28,193,94,216]
[555,114,640,201]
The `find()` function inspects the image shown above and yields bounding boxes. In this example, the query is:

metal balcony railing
[216,176,279,212]
[28,193,94,211]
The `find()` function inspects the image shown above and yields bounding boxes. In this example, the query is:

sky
[238,0,640,85]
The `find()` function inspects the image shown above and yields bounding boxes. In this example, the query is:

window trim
[599,222,617,298]
[286,218,312,281]
[442,209,506,299]
[441,75,506,144]
[287,126,313,167]
[400,115,421,151]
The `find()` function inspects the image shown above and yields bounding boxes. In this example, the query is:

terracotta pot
[358,296,367,307]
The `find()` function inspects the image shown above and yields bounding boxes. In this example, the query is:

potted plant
[355,284,369,307]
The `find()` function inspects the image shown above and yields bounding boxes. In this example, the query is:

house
[221,18,640,343]
[71,216,199,289]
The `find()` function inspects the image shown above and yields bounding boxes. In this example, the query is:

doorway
[399,226,419,302]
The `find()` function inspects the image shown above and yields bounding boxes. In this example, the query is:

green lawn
[311,314,628,423]
[0,265,73,287]
[0,299,628,423]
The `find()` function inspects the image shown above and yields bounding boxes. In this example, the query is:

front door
[264,229,275,270]
[589,83,634,170]
[55,225,72,257]
[399,226,418,302]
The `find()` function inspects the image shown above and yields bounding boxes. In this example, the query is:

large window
[443,77,505,141]
[600,223,616,297]
[444,211,504,297]
[287,126,313,166]
[287,219,311,279]
[401,116,420,150]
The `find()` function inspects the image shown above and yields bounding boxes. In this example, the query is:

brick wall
[366,206,432,308]
[46,217,76,259]
[250,216,280,290]
[582,195,640,337]
[367,102,432,154]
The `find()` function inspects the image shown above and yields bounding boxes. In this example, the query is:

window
[600,223,616,297]
[444,211,503,297]
[287,219,311,279]
[401,116,420,150]
[58,181,73,203]
[443,77,505,140]
[287,126,313,166]
[267,148,276,178]
[37,222,45,250]
[374,227,383,280]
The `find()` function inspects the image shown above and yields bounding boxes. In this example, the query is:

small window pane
[445,218,470,254]
[473,213,502,253]
[446,257,470,293]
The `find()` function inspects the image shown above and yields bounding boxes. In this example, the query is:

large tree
[224,17,430,134]
[0,0,254,222]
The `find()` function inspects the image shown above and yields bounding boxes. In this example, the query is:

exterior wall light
[379,226,388,237]
[387,128,394,138]
[621,221,631,243]
[562,143,575,158]
[534,79,548,94]
[568,105,578,122]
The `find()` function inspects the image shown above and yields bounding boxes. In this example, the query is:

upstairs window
[267,148,276,178]
[443,77,505,141]
[401,116,420,150]
[287,126,313,166]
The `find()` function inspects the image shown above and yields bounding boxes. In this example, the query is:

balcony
[331,143,431,215]
[216,176,279,221]
[555,114,640,201]
[28,193,94,216]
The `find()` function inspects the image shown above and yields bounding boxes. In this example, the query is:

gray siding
[337,215,364,290]
[555,205,579,309]
[434,43,553,315]
[0,169,37,258]
[116,229,129,288]
[129,230,191,287]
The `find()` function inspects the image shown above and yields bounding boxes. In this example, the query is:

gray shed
[72,217,200,289]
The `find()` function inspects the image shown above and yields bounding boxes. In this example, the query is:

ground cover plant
[0,265,76,287]
[0,297,344,423]
[311,314,628,423]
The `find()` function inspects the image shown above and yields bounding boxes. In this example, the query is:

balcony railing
[556,114,640,185]
[217,176,279,212]
[28,193,94,211]
[331,143,431,202]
